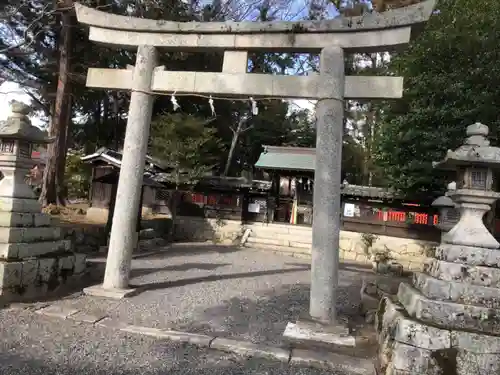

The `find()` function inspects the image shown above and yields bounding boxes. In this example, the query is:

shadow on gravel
[284,261,375,275]
[134,244,244,260]
[174,281,363,346]
[136,266,311,292]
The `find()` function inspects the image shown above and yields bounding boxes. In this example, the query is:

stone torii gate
[75,1,434,324]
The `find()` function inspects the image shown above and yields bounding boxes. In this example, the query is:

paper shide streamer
[171,91,180,111]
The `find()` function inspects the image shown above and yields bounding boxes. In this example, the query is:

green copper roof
[255,146,315,171]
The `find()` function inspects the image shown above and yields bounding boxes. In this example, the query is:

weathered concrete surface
[435,243,500,267]
[310,45,344,323]
[414,272,500,308]
[398,282,500,335]
[75,1,435,35]
[87,68,404,100]
[376,297,500,375]
[102,45,158,291]
[424,258,500,288]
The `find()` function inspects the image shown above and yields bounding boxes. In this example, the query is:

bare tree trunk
[223,116,251,176]
[40,0,74,206]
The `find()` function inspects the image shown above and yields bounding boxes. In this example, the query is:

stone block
[376,297,451,351]
[283,321,355,348]
[0,239,71,259]
[414,272,500,309]
[0,197,42,213]
[73,253,86,275]
[342,250,357,261]
[0,212,52,228]
[339,238,353,252]
[456,350,500,375]
[435,243,500,267]
[394,315,451,350]
[361,291,379,314]
[0,227,61,244]
[38,258,56,283]
[59,254,75,271]
[33,213,52,227]
[425,258,500,288]
[391,342,441,375]
[21,259,39,286]
[398,282,500,335]
[451,330,500,354]
[0,212,31,227]
[0,261,22,289]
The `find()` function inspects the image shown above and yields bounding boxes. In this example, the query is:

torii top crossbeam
[75,1,435,53]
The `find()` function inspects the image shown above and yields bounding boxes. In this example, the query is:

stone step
[425,258,500,288]
[245,223,312,235]
[0,212,52,228]
[435,243,500,267]
[379,297,500,375]
[247,236,311,249]
[0,239,72,259]
[398,282,500,335]
[414,272,500,309]
[249,230,312,243]
[244,241,311,257]
[0,227,61,244]
[0,197,42,213]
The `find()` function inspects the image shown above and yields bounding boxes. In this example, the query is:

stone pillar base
[283,319,356,350]
[83,284,141,299]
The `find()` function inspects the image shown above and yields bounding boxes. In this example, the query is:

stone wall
[60,226,106,254]
[174,216,243,244]
[174,216,436,270]
[339,230,436,271]
[59,215,172,254]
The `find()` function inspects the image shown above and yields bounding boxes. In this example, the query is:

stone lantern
[376,123,500,375]
[434,122,500,249]
[431,182,459,240]
[0,101,52,202]
[0,102,86,301]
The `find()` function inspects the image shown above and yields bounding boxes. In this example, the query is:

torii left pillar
[84,45,158,298]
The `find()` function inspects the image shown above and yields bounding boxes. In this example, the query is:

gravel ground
[30,246,377,345]
[0,308,334,375]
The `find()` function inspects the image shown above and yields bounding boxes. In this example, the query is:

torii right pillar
[310,45,345,324]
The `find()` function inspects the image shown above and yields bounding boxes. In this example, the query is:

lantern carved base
[442,190,500,249]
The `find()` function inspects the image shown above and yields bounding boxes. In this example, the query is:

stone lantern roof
[0,101,53,144]
[433,123,500,170]
[431,195,454,208]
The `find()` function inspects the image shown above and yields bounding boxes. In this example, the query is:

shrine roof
[255,145,316,172]
[81,147,172,172]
